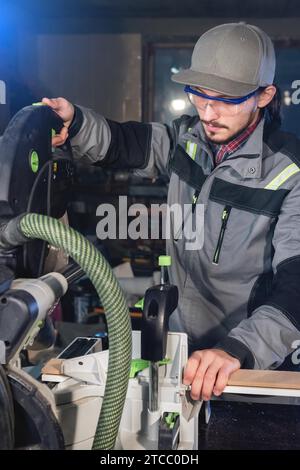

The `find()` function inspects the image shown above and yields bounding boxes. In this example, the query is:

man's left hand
[183,349,241,401]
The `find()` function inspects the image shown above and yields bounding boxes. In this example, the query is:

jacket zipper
[174,190,200,241]
[192,190,200,213]
[212,205,232,265]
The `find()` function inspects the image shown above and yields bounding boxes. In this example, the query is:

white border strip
[224,385,300,397]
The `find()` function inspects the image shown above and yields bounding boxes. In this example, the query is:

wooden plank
[228,369,300,390]
[41,358,63,376]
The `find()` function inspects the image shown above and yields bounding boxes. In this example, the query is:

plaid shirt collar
[211,115,262,166]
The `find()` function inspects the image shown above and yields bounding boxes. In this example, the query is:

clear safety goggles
[184,85,258,116]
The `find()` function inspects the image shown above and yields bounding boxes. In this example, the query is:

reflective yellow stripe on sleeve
[265,163,300,190]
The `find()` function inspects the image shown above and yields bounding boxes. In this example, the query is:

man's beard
[201,111,260,145]
[202,122,247,145]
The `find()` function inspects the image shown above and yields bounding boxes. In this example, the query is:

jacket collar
[221,117,264,179]
[192,115,265,179]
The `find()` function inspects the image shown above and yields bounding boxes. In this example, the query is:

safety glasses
[184,85,258,116]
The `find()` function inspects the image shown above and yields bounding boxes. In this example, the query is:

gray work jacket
[70,106,300,369]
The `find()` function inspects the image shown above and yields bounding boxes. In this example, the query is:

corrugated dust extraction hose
[17,213,132,450]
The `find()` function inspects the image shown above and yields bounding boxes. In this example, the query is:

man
[43,23,300,402]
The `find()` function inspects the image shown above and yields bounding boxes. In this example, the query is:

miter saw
[0,104,201,450]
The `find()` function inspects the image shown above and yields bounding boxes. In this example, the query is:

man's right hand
[42,97,75,147]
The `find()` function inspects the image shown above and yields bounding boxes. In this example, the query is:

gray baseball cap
[171,22,276,97]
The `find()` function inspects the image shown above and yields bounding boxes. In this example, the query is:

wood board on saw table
[41,360,300,391]
[228,369,300,390]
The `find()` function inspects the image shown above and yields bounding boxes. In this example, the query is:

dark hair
[259,84,282,129]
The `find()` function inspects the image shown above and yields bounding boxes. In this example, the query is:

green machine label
[30,150,39,173]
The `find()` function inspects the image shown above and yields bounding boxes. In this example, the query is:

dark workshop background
[1,1,300,131]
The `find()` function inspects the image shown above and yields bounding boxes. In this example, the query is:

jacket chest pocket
[208,177,288,267]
